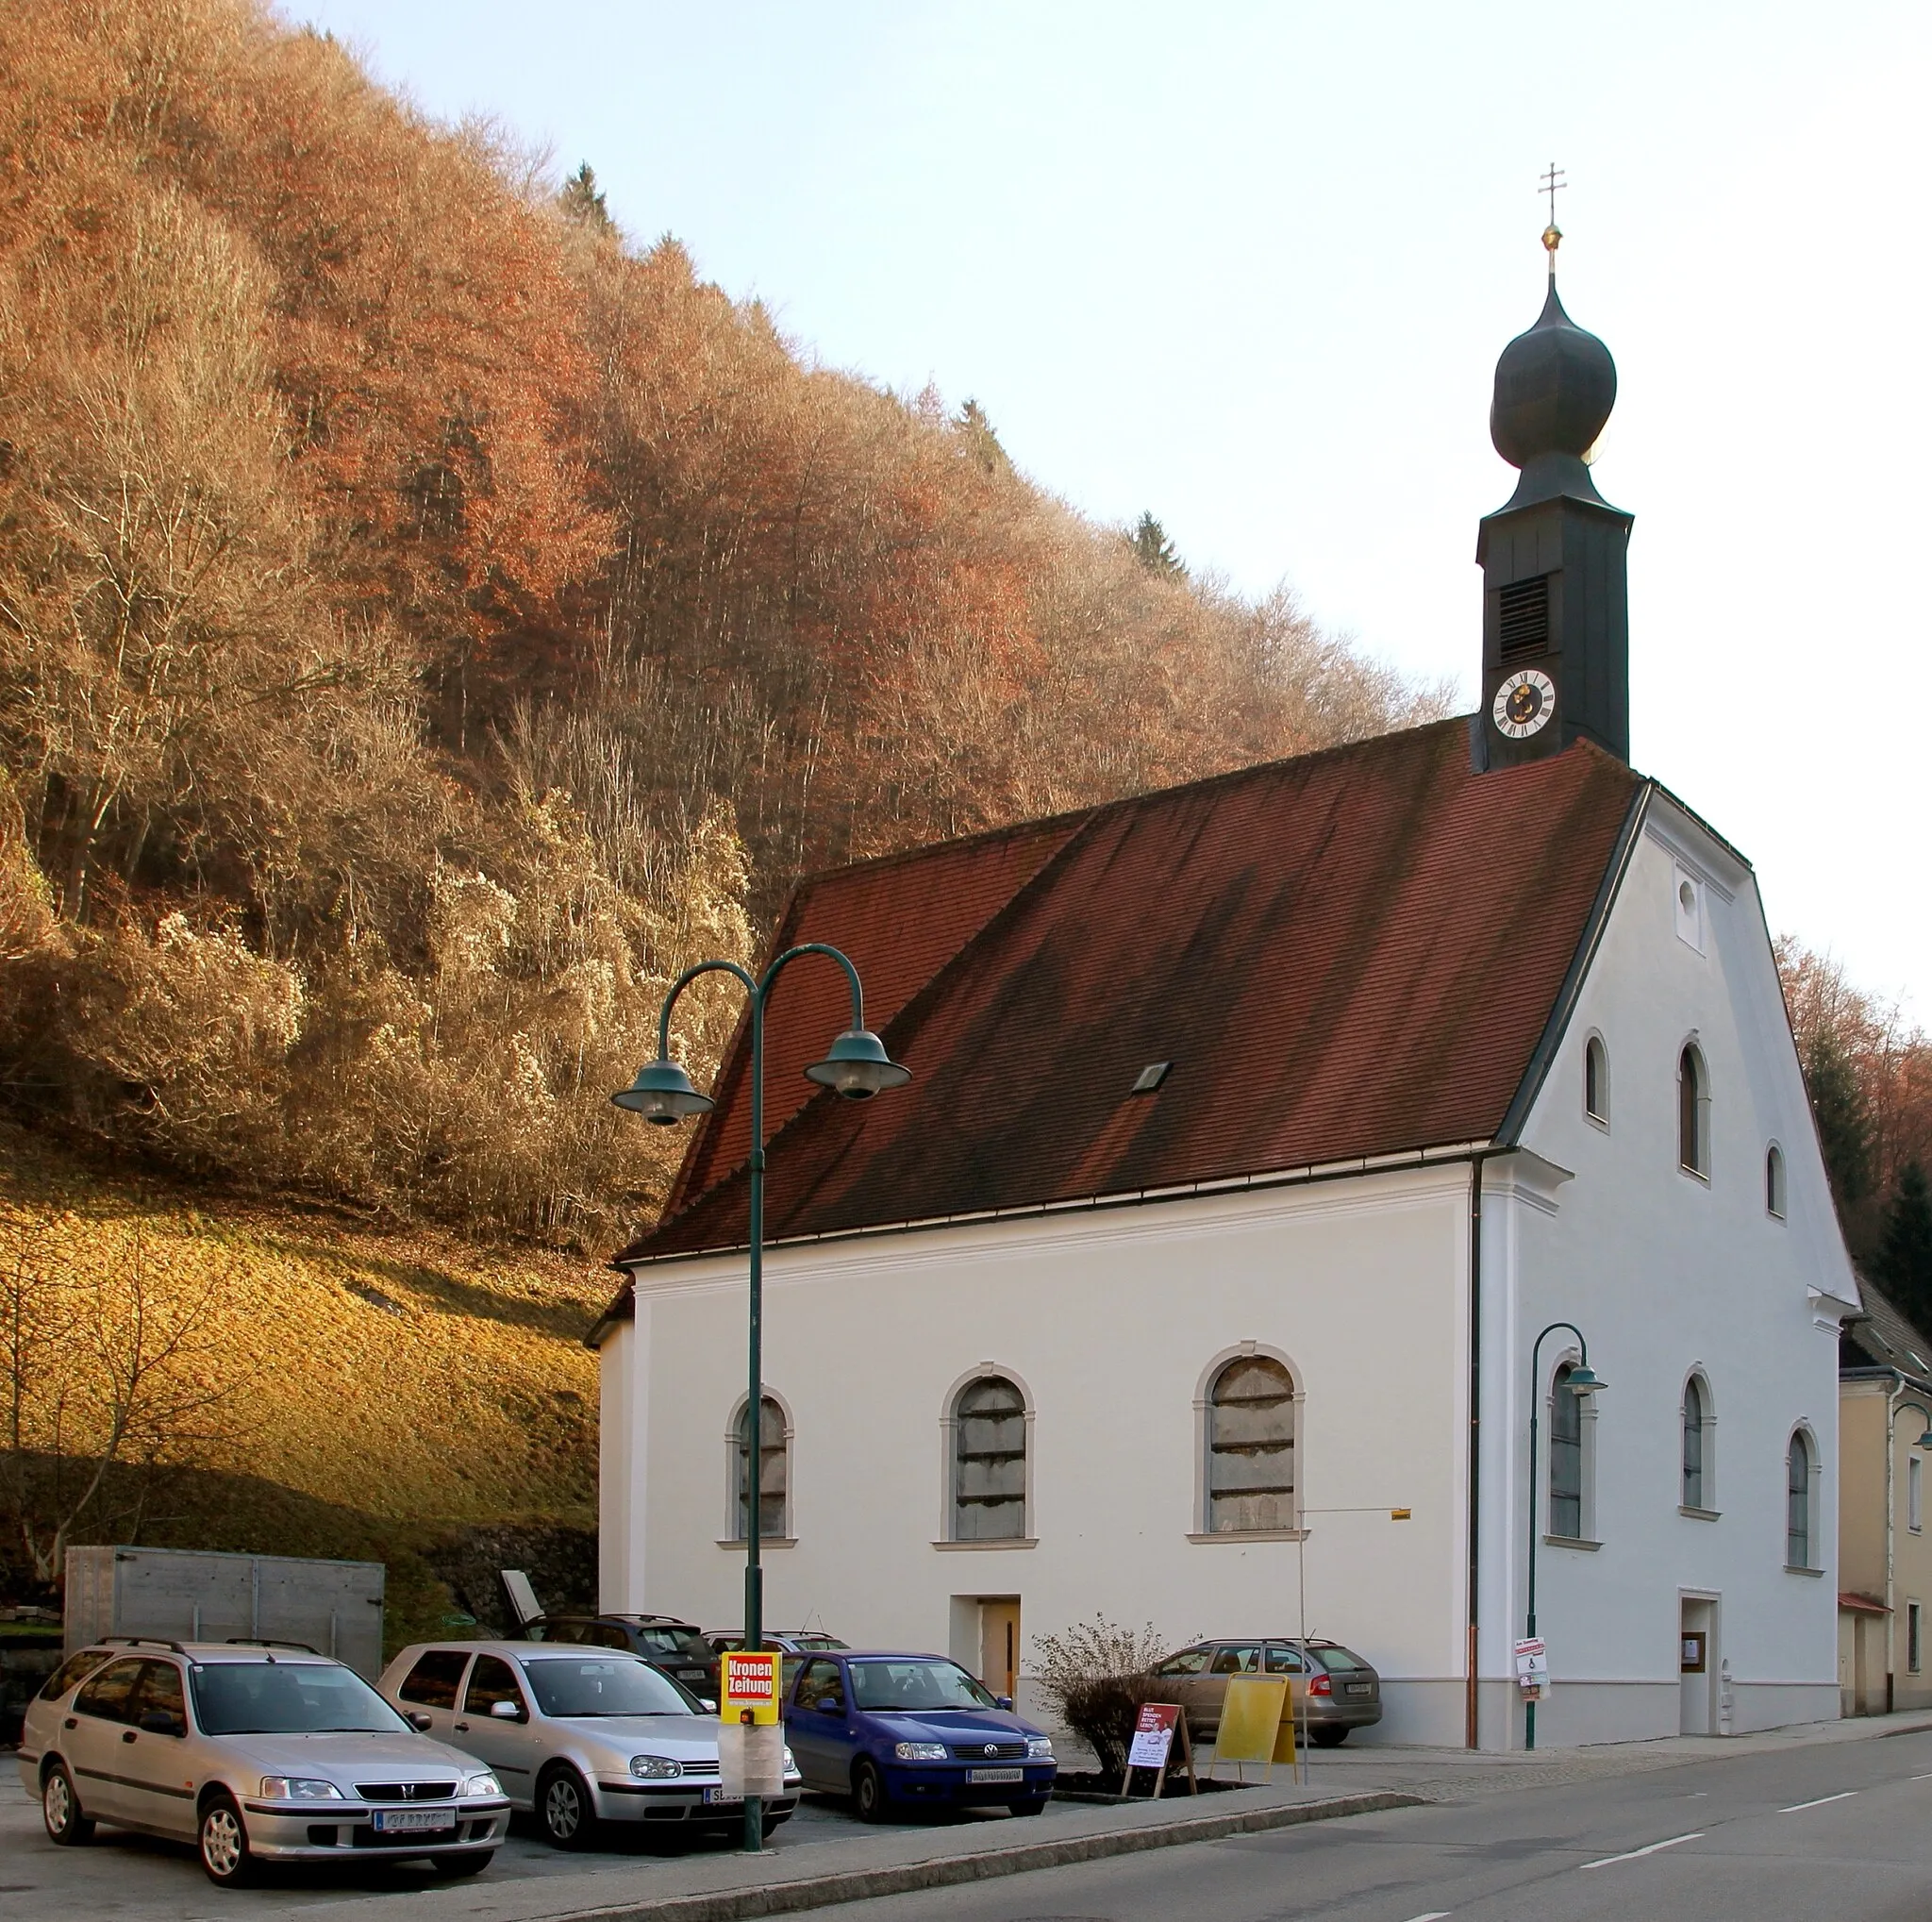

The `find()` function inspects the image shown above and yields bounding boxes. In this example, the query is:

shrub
[1029,1615,1186,1777]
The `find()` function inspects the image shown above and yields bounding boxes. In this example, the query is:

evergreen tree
[1877,1162,1932,1335]
[559,162,613,232]
[954,398,1009,476]
[1130,511,1185,578]
[1803,1028,1872,1209]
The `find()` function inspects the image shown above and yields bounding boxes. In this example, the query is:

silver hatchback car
[379,1640,802,1847]
[17,1638,508,1886]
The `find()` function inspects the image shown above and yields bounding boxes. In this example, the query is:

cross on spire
[1539,162,1567,275]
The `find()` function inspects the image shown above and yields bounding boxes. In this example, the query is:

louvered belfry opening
[1208,1356,1296,1532]
[1498,573,1551,661]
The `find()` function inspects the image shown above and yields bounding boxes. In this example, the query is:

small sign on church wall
[1513,1636,1550,1699]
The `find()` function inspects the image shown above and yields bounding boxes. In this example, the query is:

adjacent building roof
[1841,1275,1932,1387]
[609,718,1644,1291]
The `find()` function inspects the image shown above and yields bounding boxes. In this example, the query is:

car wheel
[1008,1797,1048,1817]
[851,1758,891,1824]
[431,1850,494,1877]
[1310,1725,1349,1748]
[761,1812,788,1840]
[199,1792,256,1887]
[42,1763,94,1846]
[538,1765,597,1849]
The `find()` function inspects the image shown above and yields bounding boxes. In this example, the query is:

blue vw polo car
[781,1651,1055,1820]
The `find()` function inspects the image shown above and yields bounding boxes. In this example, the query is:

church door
[979,1598,1021,1701]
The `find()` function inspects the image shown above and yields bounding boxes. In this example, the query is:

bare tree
[2,1215,242,1585]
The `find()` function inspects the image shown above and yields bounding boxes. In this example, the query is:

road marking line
[1580,1832,1703,1869]
[1401,1914,1452,1921]
[1912,1773,1932,1781]
[1780,1792,1857,1813]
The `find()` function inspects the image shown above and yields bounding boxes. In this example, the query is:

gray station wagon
[1149,1637,1383,1747]
[380,1640,801,1847]
[17,1638,508,1886]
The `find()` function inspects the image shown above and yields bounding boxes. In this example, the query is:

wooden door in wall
[980,1598,1021,1700]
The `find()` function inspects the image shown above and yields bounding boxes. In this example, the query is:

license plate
[370,1808,456,1833]
[966,1766,1024,1784]
[703,1787,742,1805]
[1346,1683,1374,1696]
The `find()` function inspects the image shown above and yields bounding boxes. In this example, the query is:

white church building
[592,242,1857,1749]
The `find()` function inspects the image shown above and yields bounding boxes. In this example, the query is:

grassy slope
[0,1121,610,1648]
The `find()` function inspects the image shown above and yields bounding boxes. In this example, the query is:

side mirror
[489,1699,525,1720]
[408,1711,434,1732]
[696,1697,717,1713]
[139,1709,183,1736]
[995,1696,1014,1713]
[816,1696,844,1715]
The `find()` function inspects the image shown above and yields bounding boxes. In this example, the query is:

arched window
[1550,1363,1584,1538]
[1585,1035,1609,1125]
[733,1396,788,1542]
[953,1377,1027,1541]
[1678,1045,1708,1177]
[1207,1356,1297,1533]
[1766,1144,1787,1218]
[1787,1430,1813,1568]
[1682,1376,1707,1509]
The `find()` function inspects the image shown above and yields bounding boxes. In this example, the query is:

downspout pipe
[1466,1146,1503,1750]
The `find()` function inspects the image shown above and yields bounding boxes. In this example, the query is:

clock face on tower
[1492,669,1557,740]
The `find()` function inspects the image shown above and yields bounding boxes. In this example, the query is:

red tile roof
[616,719,1642,1271]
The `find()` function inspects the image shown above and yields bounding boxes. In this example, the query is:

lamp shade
[804,1028,911,1100]
[1917,1429,1932,1452]
[612,1058,715,1126]
[1564,1364,1607,1396]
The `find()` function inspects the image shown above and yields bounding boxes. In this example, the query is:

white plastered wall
[607,1165,1475,1747]
[1492,794,1850,1744]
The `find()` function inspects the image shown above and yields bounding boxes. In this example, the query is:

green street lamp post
[614,944,910,1851]
[1523,1321,1607,1752]
[1891,1399,1932,1453]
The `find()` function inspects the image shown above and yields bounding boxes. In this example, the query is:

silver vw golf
[17,1638,508,1886]
[379,1640,802,1847]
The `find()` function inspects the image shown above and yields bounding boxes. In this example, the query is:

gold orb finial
[1542,223,1563,256]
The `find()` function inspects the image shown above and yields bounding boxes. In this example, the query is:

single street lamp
[614,943,910,1851]
[1523,1321,1607,1752]
[1891,1399,1932,1453]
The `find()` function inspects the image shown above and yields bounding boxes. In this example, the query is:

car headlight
[459,1772,501,1797]
[783,1746,798,1774]
[629,1754,683,1780]
[258,1777,343,1801]
[1026,1737,1054,1760]
[893,1741,950,1762]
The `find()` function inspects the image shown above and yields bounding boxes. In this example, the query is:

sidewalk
[234,1708,1932,1922]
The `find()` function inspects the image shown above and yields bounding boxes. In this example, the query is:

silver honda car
[17,1638,508,1886]
[379,1640,802,1847]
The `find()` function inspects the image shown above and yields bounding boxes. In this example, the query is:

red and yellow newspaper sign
[720,1649,781,1726]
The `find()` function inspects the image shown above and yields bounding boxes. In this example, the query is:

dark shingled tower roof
[608,718,1644,1286]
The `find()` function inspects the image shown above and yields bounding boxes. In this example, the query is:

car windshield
[524,1657,693,1718]
[848,1660,997,1713]
[632,1628,708,1659]
[191,1661,408,1736]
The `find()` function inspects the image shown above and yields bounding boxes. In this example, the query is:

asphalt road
[0,1777,1008,1919]
[815,1728,1932,1922]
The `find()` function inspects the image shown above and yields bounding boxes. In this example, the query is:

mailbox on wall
[1680,1631,1707,1674]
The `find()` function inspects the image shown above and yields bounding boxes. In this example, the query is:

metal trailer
[63,1546,385,1678]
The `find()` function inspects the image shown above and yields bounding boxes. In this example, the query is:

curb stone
[508,1791,1423,1922]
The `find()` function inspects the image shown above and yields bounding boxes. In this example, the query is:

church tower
[1476,209,1632,768]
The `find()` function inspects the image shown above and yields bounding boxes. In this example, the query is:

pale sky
[294,0,1931,1011]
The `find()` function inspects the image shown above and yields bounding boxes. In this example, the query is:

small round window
[1678,880,1696,913]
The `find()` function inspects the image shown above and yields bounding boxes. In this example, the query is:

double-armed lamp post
[1523,1321,1607,1752]
[613,944,910,1851]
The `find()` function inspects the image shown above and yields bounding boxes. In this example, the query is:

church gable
[623,719,1642,1265]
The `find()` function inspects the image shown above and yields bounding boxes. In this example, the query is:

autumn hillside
[0,0,1447,1253]
[3,1118,603,1635]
